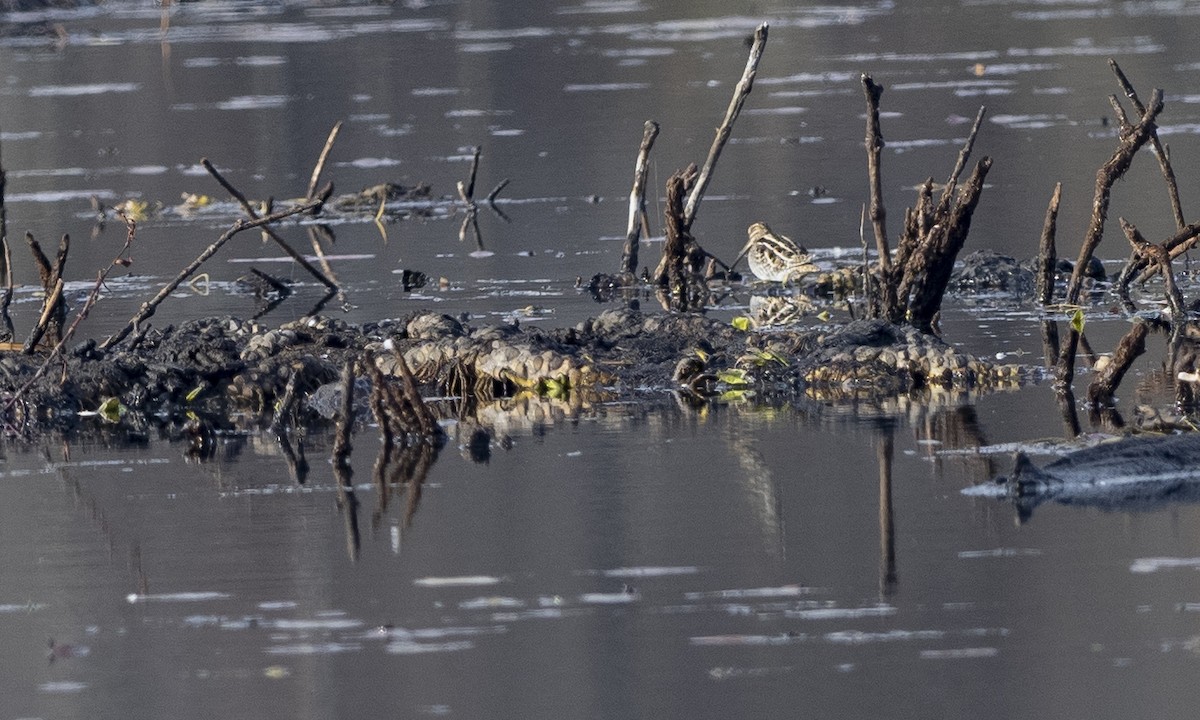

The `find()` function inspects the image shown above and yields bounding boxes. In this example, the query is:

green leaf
[1070,308,1085,334]
[731,316,752,332]
[543,377,568,399]
[717,368,750,386]
[185,385,205,403]
[755,348,789,366]
[817,310,832,322]
[98,396,124,423]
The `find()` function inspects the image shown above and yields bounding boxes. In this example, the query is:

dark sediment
[0,307,1023,436]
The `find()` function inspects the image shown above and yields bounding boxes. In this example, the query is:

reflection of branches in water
[373,440,441,533]
[57,445,149,595]
[915,405,996,484]
[875,426,896,598]
[277,432,308,485]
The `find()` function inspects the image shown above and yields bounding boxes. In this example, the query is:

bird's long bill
[730,236,755,269]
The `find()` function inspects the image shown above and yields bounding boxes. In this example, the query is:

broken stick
[682,22,768,228]
[621,120,660,276]
[100,197,323,350]
[1064,88,1164,305]
[1037,182,1062,305]
[201,158,340,292]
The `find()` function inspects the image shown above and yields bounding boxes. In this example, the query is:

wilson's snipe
[732,222,819,283]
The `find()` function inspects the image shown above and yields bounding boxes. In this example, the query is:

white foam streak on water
[684,585,812,600]
[1158,123,1200,137]
[127,591,232,603]
[826,629,946,644]
[28,82,140,97]
[39,681,89,694]
[691,634,803,646]
[270,618,363,630]
[958,548,1043,559]
[386,640,474,654]
[414,575,504,588]
[891,80,1015,91]
[459,596,525,610]
[215,95,290,111]
[10,167,88,178]
[745,107,807,116]
[1130,557,1200,574]
[557,1,649,15]
[960,484,1008,498]
[454,26,557,41]
[786,605,896,620]
[1013,9,1112,20]
[919,647,999,660]
[266,642,364,655]
[602,565,700,578]
[7,190,115,203]
[835,50,998,63]
[563,83,650,92]
[0,602,46,613]
[580,592,639,604]
[1007,39,1164,58]
[343,157,401,169]
[459,42,514,53]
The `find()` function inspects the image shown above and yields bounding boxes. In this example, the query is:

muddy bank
[0,306,1023,435]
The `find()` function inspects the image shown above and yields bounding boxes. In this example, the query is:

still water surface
[4,1,1200,717]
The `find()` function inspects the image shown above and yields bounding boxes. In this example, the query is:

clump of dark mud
[0,308,1022,434]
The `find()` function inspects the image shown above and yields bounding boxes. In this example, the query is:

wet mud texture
[0,305,1020,434]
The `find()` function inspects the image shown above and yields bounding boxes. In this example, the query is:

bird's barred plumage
[733,222,819,283]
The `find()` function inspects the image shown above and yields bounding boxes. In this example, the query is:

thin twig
[306,225,339,290]
[457,146,481,203]
[937,105,987,215]
[622,120,660,276]
[1109,58,1185,229]
[0,143,10,342]
[22,277,62,354]
[201,158,339,292]
[1064,88,1164,305]
[0,234,12,342]
[1120,217,1185,320]
[99,197,322,350]
[1130,219,1200,285]
[306,120,343,201]
[25,232,51,290]
[860,202,872,312]
[3,213,137,414]
[683,22,768,227]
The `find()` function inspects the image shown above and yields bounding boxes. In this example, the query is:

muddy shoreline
[0,293,1029,438]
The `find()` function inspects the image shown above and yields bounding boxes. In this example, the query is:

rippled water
[5,1,1200,717]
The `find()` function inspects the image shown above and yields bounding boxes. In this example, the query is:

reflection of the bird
[748,293,815,328]
[724,415,786,560]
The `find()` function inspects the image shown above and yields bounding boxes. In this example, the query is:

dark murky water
[5,1,1200,717]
